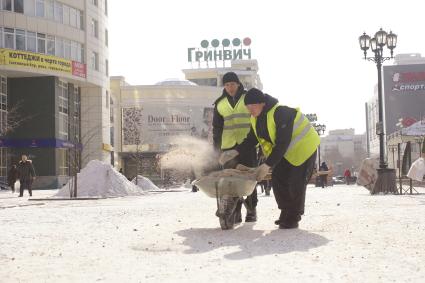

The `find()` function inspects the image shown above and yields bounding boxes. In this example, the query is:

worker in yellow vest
[220,88,320,229]
[213,72,258,223]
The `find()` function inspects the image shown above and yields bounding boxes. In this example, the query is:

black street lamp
[359,28,398,194]
[314,123,326,167]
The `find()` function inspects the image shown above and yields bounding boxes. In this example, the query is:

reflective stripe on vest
[251,105,320,166]
[217,94,251,150]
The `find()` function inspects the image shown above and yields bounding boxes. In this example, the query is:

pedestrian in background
[319,161,329,188]
[344,168,351,185]
[17,155,36,197]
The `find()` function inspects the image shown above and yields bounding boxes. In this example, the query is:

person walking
[213,72,258,222]
[319,162,329,188]
[17,155,36,197]
[220,88,320,229]
[7,164,19,193]
[344,168,351,185]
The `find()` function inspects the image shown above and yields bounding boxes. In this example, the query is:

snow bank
[55,160,145,198]
[131,175,160,191]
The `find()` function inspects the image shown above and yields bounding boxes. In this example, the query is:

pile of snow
[55,160,145,198]
[131,175,160,191]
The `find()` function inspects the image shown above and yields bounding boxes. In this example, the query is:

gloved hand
[218,149,239,166]
[254,163,271,182]
[235,164,252,171]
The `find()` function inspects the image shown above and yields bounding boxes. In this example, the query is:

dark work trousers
[271,151,317,216]
[236,146,258,209]
[19,179,32,197]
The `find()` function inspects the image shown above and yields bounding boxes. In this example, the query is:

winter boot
[245,207,257,222]
[274,210,286,225]
[279,213,301,229]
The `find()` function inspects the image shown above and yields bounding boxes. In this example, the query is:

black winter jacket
[17,160,36,181]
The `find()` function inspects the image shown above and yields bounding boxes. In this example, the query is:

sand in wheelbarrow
[207,168,256,180]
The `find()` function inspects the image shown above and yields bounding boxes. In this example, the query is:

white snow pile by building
[131,175,160,191]
[55,160,145,198]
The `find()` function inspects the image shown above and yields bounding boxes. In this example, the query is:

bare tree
[1,101,35,137]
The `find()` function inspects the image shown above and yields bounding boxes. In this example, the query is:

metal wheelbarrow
[193,169,258,230]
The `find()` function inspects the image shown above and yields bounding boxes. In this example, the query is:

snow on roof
[155,78,198,86]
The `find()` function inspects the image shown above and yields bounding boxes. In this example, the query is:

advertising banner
[0,48,86,78]
[122,104,214,151]
[383,64,425,135]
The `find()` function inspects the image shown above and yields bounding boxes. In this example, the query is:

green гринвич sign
[188,37,252,63]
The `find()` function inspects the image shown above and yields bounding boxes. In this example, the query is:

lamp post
[359,28,398,194]
[314,123,326,167]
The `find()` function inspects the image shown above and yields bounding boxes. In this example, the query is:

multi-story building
[0,0,111,189]
[183,59,262,90]
[321,129,367,175]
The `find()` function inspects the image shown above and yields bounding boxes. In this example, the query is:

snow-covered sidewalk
[1,185,425,282]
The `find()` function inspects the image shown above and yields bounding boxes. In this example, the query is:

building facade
[110,76,219,183]
[183,59,262,90]
[321,129,367,176]
[0,0,111,189]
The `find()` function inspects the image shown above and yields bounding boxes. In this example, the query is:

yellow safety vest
[216,94,251,150]
[251,104,320,166]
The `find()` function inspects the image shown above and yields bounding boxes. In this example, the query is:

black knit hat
[245,88,266,105]
[222,72,240,85]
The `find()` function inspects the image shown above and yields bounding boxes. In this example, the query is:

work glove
[218,149,239,166]
[254,163,271,182]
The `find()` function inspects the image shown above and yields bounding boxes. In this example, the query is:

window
[105,90,109,108]
[4,28,14,49]
[91,0,98,6]
[77,10,82,30]
[54,1,62,23]
[0,28,3,48]
[80,45,84,63]
[64,39,70,59]
[105,59,109,76]
[104,0,107,15]
[76,43,83,63]
[45,0,54,19]
[46,35,55,55]
[62,5,69,25]
[70,41,77,61]
[14,0,23,13]
[58,80,69,140]
[24,0,35,16]
[70,7,77,27]
[27,31,36,52]
[15,29,25,50]
[37,33,45,53]
[35,0,44,17]
[105,29,108,46]
[91,19,98,38]
[58,148,68,175]
[2,0,12,11]
[55,37,63,57]
[90,51,99,70]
